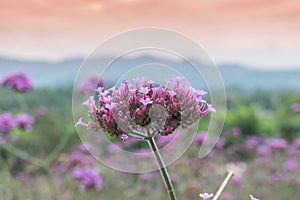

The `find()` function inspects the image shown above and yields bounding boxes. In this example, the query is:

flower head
[15,113,34,131]
[77,77,214,140]
[199,193,214,200]
[0,112,15,134]
[71,166,102,192]
[265,138,287,151]
[2,72,32,92]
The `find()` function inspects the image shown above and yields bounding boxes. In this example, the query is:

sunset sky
[1,0,300,69]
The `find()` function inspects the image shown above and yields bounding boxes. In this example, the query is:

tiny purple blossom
[105,103,117,110]
[199,193,214,200]
[249,194,259,200]
[139,86,150,94]
[120,134,128,141]
[194,89,208,102]
[168,91,176,97]
[1,72,32,92]
[82,96,96,112]
[139,98,153,106]
[75,117,88,128]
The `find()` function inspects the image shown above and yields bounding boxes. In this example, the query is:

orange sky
[0,0,300,69]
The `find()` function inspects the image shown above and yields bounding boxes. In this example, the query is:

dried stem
[212,171,234,200]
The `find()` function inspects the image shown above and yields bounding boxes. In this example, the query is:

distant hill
[0,57,299,90]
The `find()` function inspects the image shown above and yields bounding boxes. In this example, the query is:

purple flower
[120,134,128,141]
[0,112,15,134]
[265,138,287,151]
[249,194,259,200]
[194,132,206,144]
[1,72,32,92]
[141,172,154,181]
[139,98,153,106]
[77,76,106,94]
[290,103,300,113]
[283,159,298,171]
[256,144,271,157]
[139,86,150,94]
[194,89,208,102]
[291,138,300,149]
[226,127,241,137]
[77,77,214,140]
[215,137,225,149]
[71,166,102,192]
[199,193,214,200]
[15,113,34,131]
[69,150,85,165]
[245,136,259,150]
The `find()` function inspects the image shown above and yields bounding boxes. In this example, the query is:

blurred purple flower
[215,138,225,149]
[266,138,287,151]
[268,171,281,185]
[194,132,206,144]
[230,176,242,186]
[245,136,259,150]
[226,127,241,137]
[156,134,175,148]
[199,193,214,200]
[290,103,300,113]
[141,172,154,181]
[291,138,300,149]
[0,112,15,134]
[15,113,34,131]
[79,142,92,153]
[69,151,85,165]
[256,144,271,157]
[283,159,298,171]
[1,72,32,92]
[71,166,102,192]
[77,76,106,94]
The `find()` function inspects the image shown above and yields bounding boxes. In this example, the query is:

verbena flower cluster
[1,72,32,92]
[52,143,102,192]
[0,112,34,134]
[77,77,215,140]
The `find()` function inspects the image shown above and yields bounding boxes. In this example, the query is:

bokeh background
[1,0,300,199]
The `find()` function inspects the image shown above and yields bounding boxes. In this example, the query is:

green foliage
[225,104,259,135]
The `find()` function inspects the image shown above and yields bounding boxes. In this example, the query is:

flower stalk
[147,136,177,200]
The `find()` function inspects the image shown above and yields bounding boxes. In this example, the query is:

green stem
[147,137,177,200]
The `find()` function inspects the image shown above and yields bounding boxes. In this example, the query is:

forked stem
[147,137,177,200]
